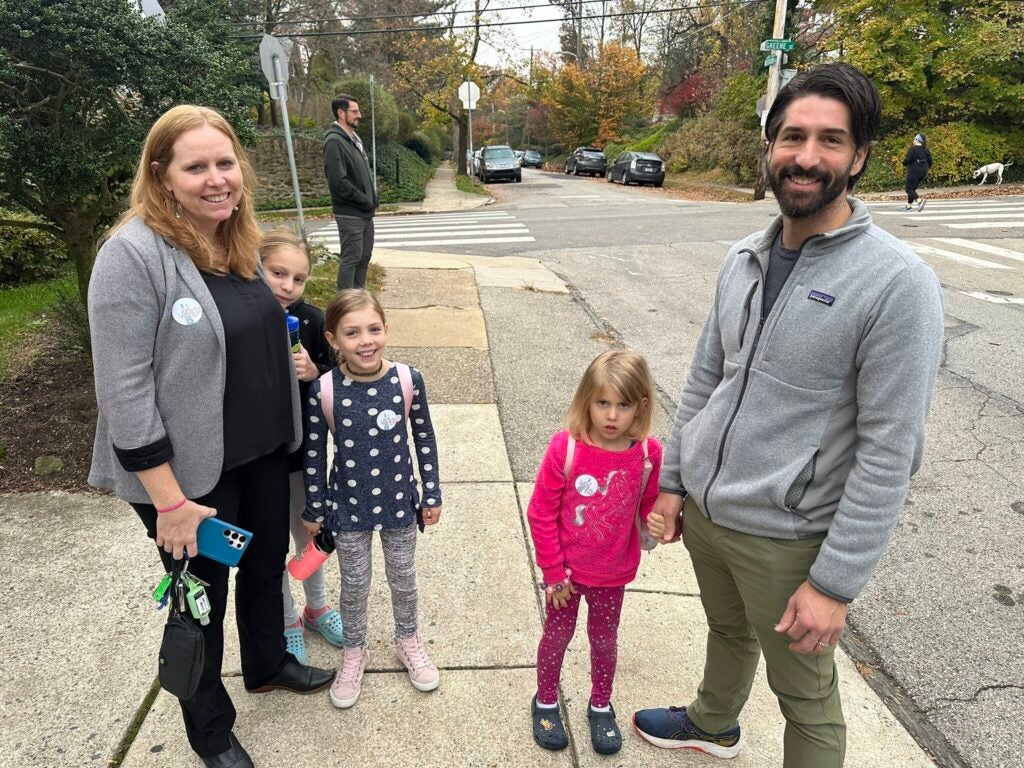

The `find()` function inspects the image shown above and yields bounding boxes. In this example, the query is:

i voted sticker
[376,409,401,431]
[172,298,203,326]
[575,474,599,497]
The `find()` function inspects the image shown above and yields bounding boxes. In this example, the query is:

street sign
[259,34,292,97]
[781,68,797,88]
[764,55,778,67]
[458,80,480,110]
[760,38,794,51]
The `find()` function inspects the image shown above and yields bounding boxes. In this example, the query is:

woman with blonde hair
[89,105,332,768]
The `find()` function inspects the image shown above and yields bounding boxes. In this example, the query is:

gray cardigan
[88,217,301,504]
[661,198,943,602]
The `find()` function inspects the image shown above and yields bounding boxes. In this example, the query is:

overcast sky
[471,2,567,68]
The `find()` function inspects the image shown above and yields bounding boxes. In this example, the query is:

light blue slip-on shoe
[284,625,309,665]
[303,608,344,647]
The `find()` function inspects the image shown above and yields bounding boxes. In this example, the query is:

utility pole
[753,0,788,201]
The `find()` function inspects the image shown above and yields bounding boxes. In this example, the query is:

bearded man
[633,63,945,768]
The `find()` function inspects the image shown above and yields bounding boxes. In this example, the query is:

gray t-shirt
[762,234,801,318]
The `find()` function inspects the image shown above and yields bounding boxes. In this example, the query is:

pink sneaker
[329,646,369,708]
[394,634,439,692]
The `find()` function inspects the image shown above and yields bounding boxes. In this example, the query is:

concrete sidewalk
[388,161,492,215]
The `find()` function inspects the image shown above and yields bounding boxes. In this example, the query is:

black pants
[905,168,927,204]
[133,448,291,757]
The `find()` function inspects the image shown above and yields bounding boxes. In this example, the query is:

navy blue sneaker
[632,705,742,759]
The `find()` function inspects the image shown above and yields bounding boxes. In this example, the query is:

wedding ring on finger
[816,640,831,648]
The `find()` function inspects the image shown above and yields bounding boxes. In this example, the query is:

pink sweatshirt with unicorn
[527,430,663,588]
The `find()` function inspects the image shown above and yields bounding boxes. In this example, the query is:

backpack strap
[395,362,413,419]
[562,435,576,481]
[319,370,335,434]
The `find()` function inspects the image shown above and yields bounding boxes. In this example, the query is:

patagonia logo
[808,290,835,306]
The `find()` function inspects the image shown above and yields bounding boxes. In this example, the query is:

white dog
[973,161,1013,185]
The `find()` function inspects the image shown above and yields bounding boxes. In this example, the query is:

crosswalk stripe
[377,229,530,240]
[375,221,523,232]
[874,207,1024,217]
[945,221,1024,229]
[905,240,1013,270]
[931,238,1024,263]
[910,211,1024,221]
[958,291,1024,305]
[370,236,536,247]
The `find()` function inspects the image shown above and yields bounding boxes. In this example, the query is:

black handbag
[158,576,205,700]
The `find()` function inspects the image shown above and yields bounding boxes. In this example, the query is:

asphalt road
[383,169,1024,768]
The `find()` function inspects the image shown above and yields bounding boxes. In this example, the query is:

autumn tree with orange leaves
[544,42,651,150]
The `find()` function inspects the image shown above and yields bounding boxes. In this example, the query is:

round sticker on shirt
[172,298,203,326]
[376,409,401,431]
[575,474,599,497]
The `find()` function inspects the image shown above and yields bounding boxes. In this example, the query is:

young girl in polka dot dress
[302,289,443,709]
[527,350,662,755]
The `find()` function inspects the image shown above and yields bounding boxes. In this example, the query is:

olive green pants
[683,497,846,767]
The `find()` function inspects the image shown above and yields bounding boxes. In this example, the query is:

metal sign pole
[369,74,378,193]
[271,54,305,232]
[468,105,474,176]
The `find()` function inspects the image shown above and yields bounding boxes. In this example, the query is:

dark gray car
[478,145,521,183]
[565,147,606,177]
[606,151,665,187]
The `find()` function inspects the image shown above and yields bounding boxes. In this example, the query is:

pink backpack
[563,435,657,550]
[318,363,413,434]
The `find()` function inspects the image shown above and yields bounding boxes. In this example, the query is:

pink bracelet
[156,498,187,514]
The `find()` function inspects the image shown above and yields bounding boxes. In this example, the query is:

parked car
[522,149,544,168]
[565,146,606,177]
[514,149,525,164]
[477,144,522,183]
[606,151,665,187]
[471,148,483,176]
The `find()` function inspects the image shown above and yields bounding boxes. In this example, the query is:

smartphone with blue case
[196,518,254,567]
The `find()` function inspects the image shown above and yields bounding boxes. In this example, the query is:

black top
[201,271,295,471]
[902,145,932,169]
[762,234,802,319]
[285,297,335,472]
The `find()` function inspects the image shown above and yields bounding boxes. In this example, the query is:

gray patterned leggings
[336,524,418,648]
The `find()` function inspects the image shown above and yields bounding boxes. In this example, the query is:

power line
[236,1,769,39]
[233,0,764,28]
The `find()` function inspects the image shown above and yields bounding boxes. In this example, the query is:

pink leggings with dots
[536,583,625,708]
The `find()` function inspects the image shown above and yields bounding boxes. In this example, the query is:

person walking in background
[633,64,944,767]
[902,133,932,211]
[527,350,662,756]
[324,94,378,289]
[259,228,341,665]
[89,106,333,768]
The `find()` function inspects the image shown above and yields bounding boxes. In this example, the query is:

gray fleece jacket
[661,198,943,602]
[88,217,302,504]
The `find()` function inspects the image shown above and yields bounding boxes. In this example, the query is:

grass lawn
[455,174,490,196]
[303,258,385,309]
[0,273,76,381]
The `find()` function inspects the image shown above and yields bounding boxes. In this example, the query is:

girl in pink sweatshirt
[527,349,662,756]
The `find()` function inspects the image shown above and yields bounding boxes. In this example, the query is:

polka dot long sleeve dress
[302,365,442,533]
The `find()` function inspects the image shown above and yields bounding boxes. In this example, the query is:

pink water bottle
[287,529,335,580]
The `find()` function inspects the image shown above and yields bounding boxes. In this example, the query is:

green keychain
[182,573,211,625]
[152,572,173,605]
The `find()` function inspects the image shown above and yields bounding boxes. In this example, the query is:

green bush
[0,210,70,287]
[375,142,436,204]
[858,124,1024,192]
[404,132,436,163]
[660,113,761,184]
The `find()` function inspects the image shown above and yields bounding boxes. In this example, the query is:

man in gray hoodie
[633,64,944,767]
[324,93,379,289]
